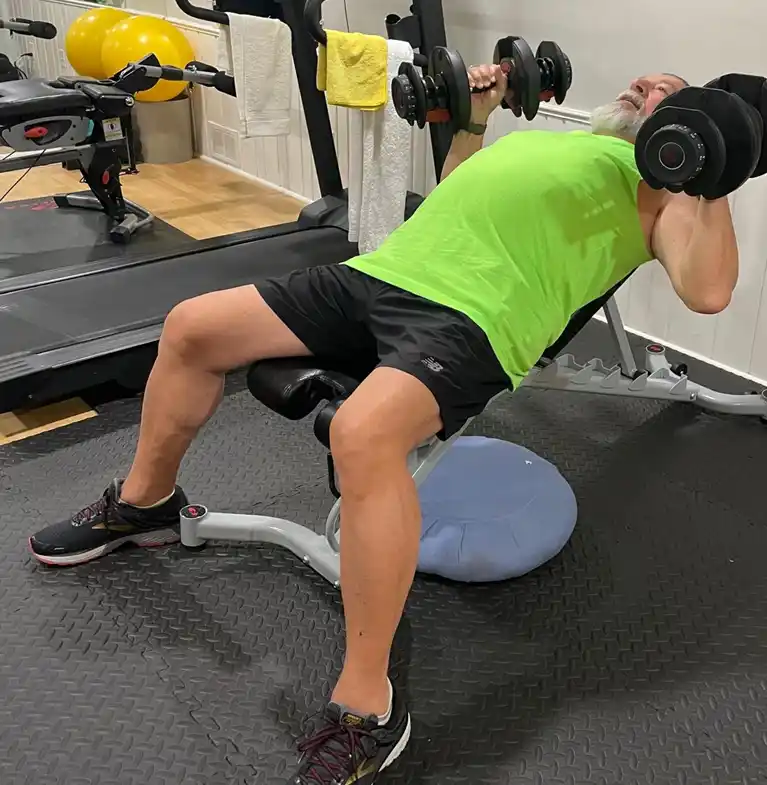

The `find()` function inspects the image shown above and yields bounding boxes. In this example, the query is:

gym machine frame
[177,1,767,590]
[177,0,344,198]
[0,77,152,243]
[304,0,454,179]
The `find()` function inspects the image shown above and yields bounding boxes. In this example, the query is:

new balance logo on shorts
[421,356,444,373]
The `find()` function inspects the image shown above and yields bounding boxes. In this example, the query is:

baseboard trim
[200,154,312,206]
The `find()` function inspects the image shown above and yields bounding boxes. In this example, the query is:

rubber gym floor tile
[1,358,767,784]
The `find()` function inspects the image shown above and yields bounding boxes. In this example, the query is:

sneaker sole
[29,528,180,567]
[381,713,412,772]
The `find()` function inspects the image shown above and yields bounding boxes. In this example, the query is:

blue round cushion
[417,436,577,583]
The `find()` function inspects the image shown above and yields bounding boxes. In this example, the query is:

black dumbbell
[391,36,573,133]
[635,85,764,200]
[391,47,473,134]
[493,37,573,120]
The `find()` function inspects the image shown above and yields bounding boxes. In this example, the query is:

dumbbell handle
[470,55,560,105]
[470,60,513,95]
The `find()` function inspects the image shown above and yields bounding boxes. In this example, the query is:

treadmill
[0,0,450,413]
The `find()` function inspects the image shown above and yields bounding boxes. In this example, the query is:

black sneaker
[289,688,411,784]
[29,479,187,567]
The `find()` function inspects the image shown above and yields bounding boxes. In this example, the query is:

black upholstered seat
[247,357,362,422]
[0,78,90,121]
[247,357,363,448]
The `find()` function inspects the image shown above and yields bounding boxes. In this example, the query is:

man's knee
[329,406,413,496]
[160,285,309,372]
[161,295,220,365]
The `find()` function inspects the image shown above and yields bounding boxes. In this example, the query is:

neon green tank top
[344,130,653,388]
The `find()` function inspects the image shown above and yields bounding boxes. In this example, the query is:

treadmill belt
[2,349,766,784]
[0,193,192,281]
[0,225,356,359]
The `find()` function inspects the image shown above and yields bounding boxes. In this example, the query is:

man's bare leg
[328,367,442,716]
[29,283,312,565]
[119,285,311,506]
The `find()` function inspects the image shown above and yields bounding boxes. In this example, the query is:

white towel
[216,14,292,138]
[348,39,415,254]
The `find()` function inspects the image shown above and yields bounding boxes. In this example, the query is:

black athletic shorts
[256,264,512,439]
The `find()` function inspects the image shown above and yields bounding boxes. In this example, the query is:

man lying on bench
[30,65,738,783]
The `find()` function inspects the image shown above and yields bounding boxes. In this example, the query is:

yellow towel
[317,30,388,111]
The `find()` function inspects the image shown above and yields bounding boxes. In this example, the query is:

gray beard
[591,101,646,141]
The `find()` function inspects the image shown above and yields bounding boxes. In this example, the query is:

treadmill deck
[0,224,357,410]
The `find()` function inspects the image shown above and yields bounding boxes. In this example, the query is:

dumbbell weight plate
[705,73,767,177]
[638,87,759,199]
[392,62,428,128]
[636,103,726,196]
[691,88,761,197]
[493,36,540,121]
[429,47,472,135]
[493,36,522,117]
[536,41,572,105]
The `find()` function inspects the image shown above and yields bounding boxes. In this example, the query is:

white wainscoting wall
[5,0,767,383]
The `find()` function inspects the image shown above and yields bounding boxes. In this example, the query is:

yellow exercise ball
[101,16,196,103]
[65,6,131,79]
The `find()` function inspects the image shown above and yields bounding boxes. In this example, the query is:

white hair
[590,100,646,141]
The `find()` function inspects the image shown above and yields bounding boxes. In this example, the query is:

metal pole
[602,297,639,378]
[411,0,453,180]
[279,0,344,197]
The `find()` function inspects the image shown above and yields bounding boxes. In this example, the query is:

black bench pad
[0,78,89,121]
[247,357,362,421]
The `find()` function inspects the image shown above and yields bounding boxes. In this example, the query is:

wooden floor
[0,156,305,443]
[0,156,303,240]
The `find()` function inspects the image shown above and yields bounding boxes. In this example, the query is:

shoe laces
[296,719,378,784]
[71,489,112,528]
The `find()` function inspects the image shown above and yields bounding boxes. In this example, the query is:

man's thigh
[256,264,379,373]
[368,285,511,439]
[165,283,313,372]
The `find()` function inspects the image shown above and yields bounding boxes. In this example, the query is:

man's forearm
[441,130,485,180]
[680,197,739,312]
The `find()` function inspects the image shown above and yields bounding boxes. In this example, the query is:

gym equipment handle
[175,0,229,25]
[304,0,327,46]
[123,59,238,98]
[0,18,58,39]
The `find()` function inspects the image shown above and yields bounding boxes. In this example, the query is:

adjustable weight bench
[179,354,462,588]
[0,75,152,243]
[178,277,767,589]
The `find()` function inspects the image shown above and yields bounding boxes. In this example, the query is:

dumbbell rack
[525,298,767,419]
